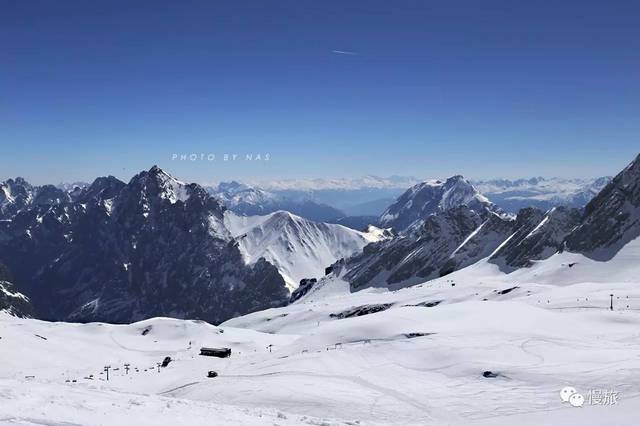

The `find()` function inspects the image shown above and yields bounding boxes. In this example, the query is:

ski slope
[2,239,640,425]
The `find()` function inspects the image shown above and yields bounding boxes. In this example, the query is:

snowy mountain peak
[224,210,388,290]
[127,166,193,206]
[1,177,68,219]
[148,164,169,176]
[379,175,498,231]
[0,167,289,324]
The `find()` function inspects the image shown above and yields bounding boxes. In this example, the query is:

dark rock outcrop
[565,153,640,260]
[490,206,581,270]
[0,166,289,324]
[345,206,497,290]
[0,262,33,317]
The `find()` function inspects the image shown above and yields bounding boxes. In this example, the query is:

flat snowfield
[2,244,640,425]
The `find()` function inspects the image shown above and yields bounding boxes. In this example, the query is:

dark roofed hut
[200,347,232,358]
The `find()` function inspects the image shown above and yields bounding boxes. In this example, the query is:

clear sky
[1,0,639,185]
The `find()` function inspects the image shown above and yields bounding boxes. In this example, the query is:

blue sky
[1,0,639,184]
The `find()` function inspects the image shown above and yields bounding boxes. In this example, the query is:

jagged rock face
[0,178,70,220]
[74,176,125,204]
[327,153,640,294]
[32,185,70,207]
[0,167,289,324]
[290,278,318,303]
[0,178,34,219]
[0,262,33,318]
[346,206,490,290]
[337,202,587,291]
[565,154,640,260]
[340,176,509,291]
[379,176,498,232]
[340,203,584,292]
[490,206,582,270]
[442,212,514,274]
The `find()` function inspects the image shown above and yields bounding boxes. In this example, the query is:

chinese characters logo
[560,386,620,407]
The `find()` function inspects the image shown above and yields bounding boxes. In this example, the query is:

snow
[488,230,517,258]
[451,221,486,256]
[103,198,114,214]
[379,175,499,232]
[0,316,337,426]
[206,214,231,240]
[3,215,640,425]
[0,185,15,203]
[362,225,392,242]
[440,179,489,210]
[523,212,551,240]
[221,238,640,424]
[4,232,640,426]
[0,282,28,300]
[154,170,191,205]
[224,211,386,290]
[0,380,325,426]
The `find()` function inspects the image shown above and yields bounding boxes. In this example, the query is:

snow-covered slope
[222,235,640,424]
[0,314,334,426]
[225,210,389,290]
[4,153,640,424]
[5,233,640,425]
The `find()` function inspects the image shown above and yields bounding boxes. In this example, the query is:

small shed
[200,347,232,358]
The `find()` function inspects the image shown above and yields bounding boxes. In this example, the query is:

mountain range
[208,181,348,223]
[297,153,640,296]
[0,168,289,324]
[472,176,611,213]
[203,176,610,222]
[0,168,388,324]
[224,210,387,290]
[1,154,638,325]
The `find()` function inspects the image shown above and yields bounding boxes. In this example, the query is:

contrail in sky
[331,50,358,55]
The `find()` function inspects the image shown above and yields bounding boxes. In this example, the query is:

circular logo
[569,393,585,407]
[560,386,577,402]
